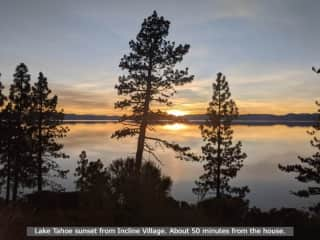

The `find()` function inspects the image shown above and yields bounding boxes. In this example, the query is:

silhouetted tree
[112,11,194,174]
[0,73,5,106]
[9,63,33,201]
[74,153,173,213]
[74,151,113,209]
[0,73,5,194]
[108,157,172,204]
[0,76,17,203]
[0,103,16,204]
[279,69,320,212]
[74,151,89,192]
[30,72,69,192]
[279,101,320,199]
[193,72,248,200]
[74,151,110,193]
[0,74,14,203]
[107,157,172,221]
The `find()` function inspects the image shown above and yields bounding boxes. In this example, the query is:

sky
[0,0,319,115]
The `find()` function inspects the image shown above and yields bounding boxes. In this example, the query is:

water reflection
[59,122,318,210]
[162,123,188,131]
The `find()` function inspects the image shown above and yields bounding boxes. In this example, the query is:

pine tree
[0,74,13,203]
[0,73,6,194]
[9,63,33,201]
[0,103,15,203]
[112,11,194,173]
[108,157,172,209]
[74,150,111,208]
[193,72,248,200]
[0,73,15,203]
[278,69,320,213]
[74,151,109,192]
[30,72,69,192]
[74,151,90,192]
[0,73,5,106]
[279,106,320,198]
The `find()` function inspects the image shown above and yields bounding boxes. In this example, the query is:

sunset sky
[0,0,319,115]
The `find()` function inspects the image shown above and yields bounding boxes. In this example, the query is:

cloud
[54,84,117,114]
[235,99,317,114]
[1,0,320,115]
[160,65,320,115]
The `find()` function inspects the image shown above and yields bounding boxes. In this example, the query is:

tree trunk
[135,121,147,173]
[216,128,221,199]
[216,78,222,199]
[12,72,23,201]
[5,150,11,204]
[37,107,43,192]
[37,152,42,192]
[135,81,151,174]
[135,56,152,174]
[12,155,18,201]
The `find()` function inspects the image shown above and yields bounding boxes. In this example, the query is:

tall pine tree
[0,73,5,106]
[279,69,320,207]
[74,151,110,193]
[0,103,16,203]
[0,75,13,203]
[0,73,15,203]
[112,11,194,173]
[9,63,33,201]
[0,74,6,194]
[193,72,248,200]
[279,102,320,198]
[30,72,69,192]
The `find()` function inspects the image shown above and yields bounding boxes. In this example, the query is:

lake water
[57,122,319,210]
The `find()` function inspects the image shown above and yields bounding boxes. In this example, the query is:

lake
[56,122,319,210]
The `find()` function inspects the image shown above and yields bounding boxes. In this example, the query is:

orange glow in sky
[167,109,187,116]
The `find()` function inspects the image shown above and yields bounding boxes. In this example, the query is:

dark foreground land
[1,193,320,240]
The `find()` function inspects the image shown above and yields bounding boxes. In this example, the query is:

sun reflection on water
[162,123,188,131]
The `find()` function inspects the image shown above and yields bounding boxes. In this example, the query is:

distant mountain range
[64,113,318,125]
[65,114,120,121]
[185,113,318,121]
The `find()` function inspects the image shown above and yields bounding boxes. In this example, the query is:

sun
[167,109,187,116]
